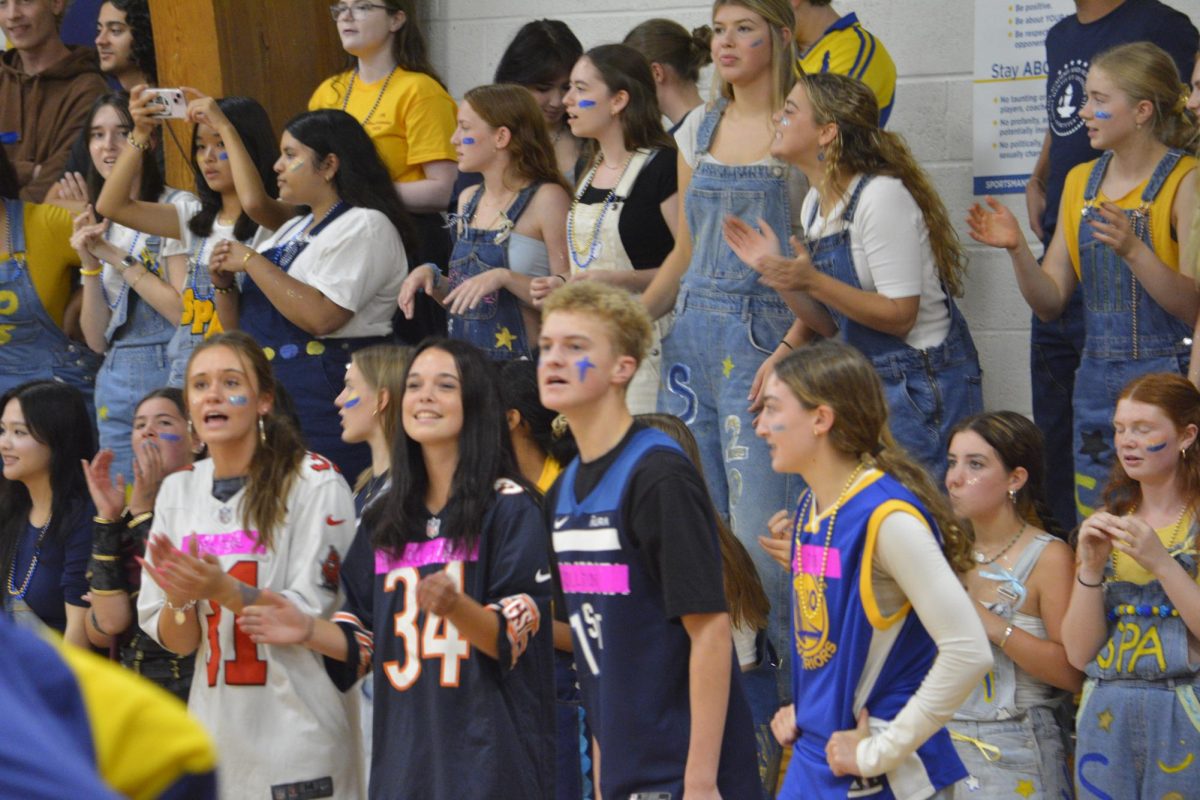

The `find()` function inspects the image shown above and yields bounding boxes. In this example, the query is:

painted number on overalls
[1095,621,1166,673]
[724,415,749,509]
[0,290,18,344]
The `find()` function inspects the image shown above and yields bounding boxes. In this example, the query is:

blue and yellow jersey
[797,12,897,127]
[0,618,217,800]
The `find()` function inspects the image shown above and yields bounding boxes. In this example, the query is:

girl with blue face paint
[1063,372,1200,799]
[398,84,570,361]
[969,41,1199,525]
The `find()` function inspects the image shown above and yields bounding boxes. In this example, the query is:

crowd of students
[3,0,1200,798]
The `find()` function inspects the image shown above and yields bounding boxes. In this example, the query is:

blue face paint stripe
[577,99,597,108]
[158,432,183,442]
[461,137,476,145]
[575,356,596,381]
[343,395,361,409]
[1146,441,1167,452]
[218,152,228,161]
[227,395,249,406]
[1094,110,1113,120]
[750,38,765,48]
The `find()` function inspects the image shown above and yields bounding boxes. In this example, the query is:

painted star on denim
[1014,779,1036,798]
[963,775,981,792]
[722,355,734,379]
[495,326,517,351]
[1080,429,1110,464]
[1096,708,1114,732]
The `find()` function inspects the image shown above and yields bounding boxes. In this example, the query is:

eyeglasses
[328,2,390,21]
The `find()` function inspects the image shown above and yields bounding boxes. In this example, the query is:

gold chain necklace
[341,65,397,126]
[1112,502,1188,580]
[797,461,869,616]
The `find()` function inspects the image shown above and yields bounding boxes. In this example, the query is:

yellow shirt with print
[309,68,458,183]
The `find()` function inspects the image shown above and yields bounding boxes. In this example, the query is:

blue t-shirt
[1042,0,1199,244]
[5,499,91,632]
[328,482,555,800]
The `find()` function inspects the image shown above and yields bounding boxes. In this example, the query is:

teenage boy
[0,0,107,201]
[538,281,758,800]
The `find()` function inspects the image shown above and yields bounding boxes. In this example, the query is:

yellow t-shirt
[537,456,563,495]
[1061,153,1197,278]
[0,202,80,328]
[797,12,897,127]
[1110,512,1197,585]
[309,68,458,183]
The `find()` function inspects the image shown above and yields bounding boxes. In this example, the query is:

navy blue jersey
[549,427,758,800]
[330,479,555,800]
[1042,0,1198,243]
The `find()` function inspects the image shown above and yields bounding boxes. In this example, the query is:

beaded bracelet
[213,285,236,295]
[127,134,151,152]
[1107,603,1180,621]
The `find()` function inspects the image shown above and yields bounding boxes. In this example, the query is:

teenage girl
[623,18,712,134]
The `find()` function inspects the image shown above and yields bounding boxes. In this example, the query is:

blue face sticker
[227,394,249,407]
[1094,110,1113,120]
[750,38,765,48]
[461,137,476,145]
[343,394,361,409]
[575,356,596,381]
[218,152,228,161]
[158,432,183,442]
[578,99,597,108]
[1146,441,1168,452]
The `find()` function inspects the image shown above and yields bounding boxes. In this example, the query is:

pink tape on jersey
[183,530,266,556]
[792,544,842,579]
[559,562,631,595]
[375,539,480,573]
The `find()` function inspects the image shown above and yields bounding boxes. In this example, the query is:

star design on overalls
[494,326,516,351]
[963,775,981,792]
[1096,707,1114,732]
[1014,779,1036,798]
[1080,429,1110,465]
[722,355,734,378]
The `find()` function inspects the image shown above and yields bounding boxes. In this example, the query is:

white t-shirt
[673,103,809,238]
[800,175,951,350]
[138,454,361,800]
[254,206,408,339]
[171,199,276,258]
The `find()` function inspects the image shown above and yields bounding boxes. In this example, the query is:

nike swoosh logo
[535,569,552,583]
[326,516,346,526]
[554,517,569,530]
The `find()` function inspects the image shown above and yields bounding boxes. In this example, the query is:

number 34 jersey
[138,453,361,800]
[328,479,556,800]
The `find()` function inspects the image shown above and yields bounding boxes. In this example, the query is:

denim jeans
[95,342,171,480]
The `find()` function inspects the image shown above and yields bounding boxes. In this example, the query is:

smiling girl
[1063,372,1200,797]
[136,331,360,800]
[398,84,569,360]
[240,338,555,799]
[969,41,1198,521]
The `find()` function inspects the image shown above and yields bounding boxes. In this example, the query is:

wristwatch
[118,254,138,273]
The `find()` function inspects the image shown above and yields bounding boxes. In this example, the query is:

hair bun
[690,25,714,69]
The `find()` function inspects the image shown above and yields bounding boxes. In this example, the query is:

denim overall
[949,535,1073,799]
[241,205,379,478]
[657,97,800,796]
[446,184,535,360]
[166,234,228,387]
[0,199,101,413]
[1075,528,1200,798]
[806,175,983,478]
[94,223,173,480]
[1072,150,1191,519]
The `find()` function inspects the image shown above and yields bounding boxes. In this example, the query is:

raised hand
[967,197,1023,251]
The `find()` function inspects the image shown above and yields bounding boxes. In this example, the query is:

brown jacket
[0,46,109,202]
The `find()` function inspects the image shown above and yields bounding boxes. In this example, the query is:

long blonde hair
[349,344,412,492]
[800,72,968,297]
[710,0,796,107]
[774,341,973,574]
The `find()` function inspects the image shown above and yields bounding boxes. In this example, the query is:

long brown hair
[948,411,1066,539]
[638,413,770,631]
[184,332,306,551]
[464,84,570,192]
[577,44,676,168]
[799,72,968,297]
[623,19,713,86]
[1101,372,1200,517]
[774,341,973,573]
[348,344,412,492]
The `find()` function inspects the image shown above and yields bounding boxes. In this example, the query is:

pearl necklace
[6,513,52,599]
[567,151,634,270]
[342,65,397,126]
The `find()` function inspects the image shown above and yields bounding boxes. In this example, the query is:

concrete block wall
[425,0,1200,415]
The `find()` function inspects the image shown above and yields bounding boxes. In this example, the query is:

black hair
[494,19,583,89]
[284,109,416,253]
[499,358,577,466]
[188,96,277,242]
[0,146,19,198]
[366,338,529,554]
[102,0,157,84]
[0,381,96,607]
[84,93,164,216]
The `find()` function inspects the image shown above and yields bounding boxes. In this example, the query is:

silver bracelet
[165,597,197,625]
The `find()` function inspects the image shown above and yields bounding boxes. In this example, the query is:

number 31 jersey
[139,453,360,800]
[328,479,556,800]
